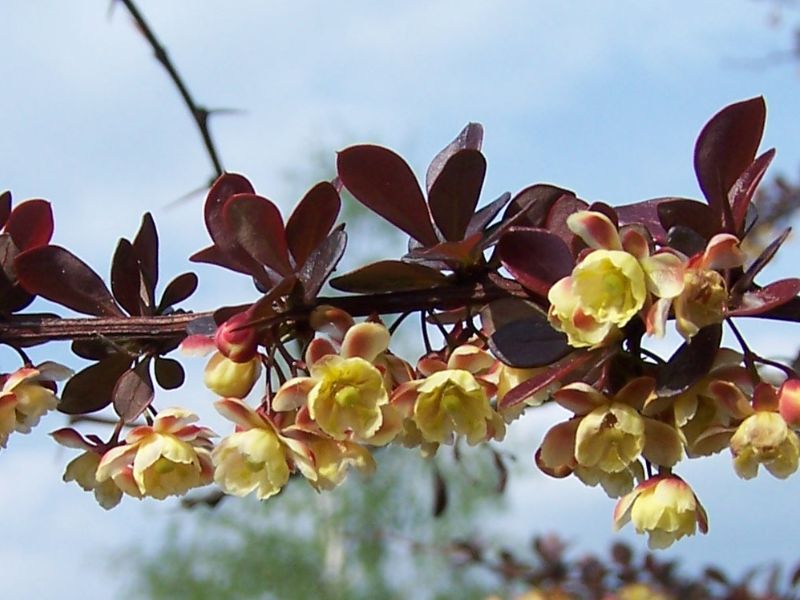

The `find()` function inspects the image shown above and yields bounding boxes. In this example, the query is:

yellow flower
[308,355,388,440]
[64,451,124,510]
[536,378,682,496]
[614,475,708,549]
[730,411,800,479]
[213,398,291,500]
[302,437,376,491]
[571,250,647,326]
[96,408,215,500]
[673,269,727,340]
[547,276,617,348]
[204,351,262,398]
[413,369,498,445]
[0,363,69,448]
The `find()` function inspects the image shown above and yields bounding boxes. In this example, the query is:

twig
[0,281,528,346]
[118,0,225,179]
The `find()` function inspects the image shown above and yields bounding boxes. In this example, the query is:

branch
[118,0,225,179]
[0,281,529,346]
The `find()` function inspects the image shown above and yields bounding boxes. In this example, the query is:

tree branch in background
[117,0,225,181]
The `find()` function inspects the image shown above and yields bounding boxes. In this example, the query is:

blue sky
[3,1,800,597]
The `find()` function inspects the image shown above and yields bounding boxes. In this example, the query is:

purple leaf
[5,199,53,251]
[503,184,573,229]
[331,260,448,293]
[132,213,159,304]
[286,182,341,268]
[0,191,11,230]
[428,149,486,241]
[58,354,133,415]
[694,97,766,227]
[465,192,512,237]
[500,348,611,410]
[299,226,347,301]
[337,145,439,246]
[154,357,185,390]
[729,279,800,317]
[190,245,251,276]
[111,238,144,316]
[488,313,570,368]
[657,199,716,240]
[224,193,293,276]
[733,227,791,294]
[656,324,722,397]
[498,228,574,297]
[113,359,155,423]
[730,149,776,234]
[426,122,483,194]
[158,272,198,312]
[16,245,124,317]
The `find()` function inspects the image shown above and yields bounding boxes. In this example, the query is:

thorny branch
[118,0,225,180]
[0,281,528,346]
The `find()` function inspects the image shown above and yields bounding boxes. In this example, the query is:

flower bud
[204,352,262,398]
[214,313,259,362]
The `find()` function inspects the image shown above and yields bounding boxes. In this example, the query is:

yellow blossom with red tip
[96,408,215,500]
[614,475,708,549]
[0,362,70,448]
[273,322,392,442]
[52,427,124,509]
[536,378,682,497]
[213,398,292,500]
[548,211,685,348]
[392,344,505,446]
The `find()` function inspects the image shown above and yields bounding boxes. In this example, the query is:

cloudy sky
[3,1,800,597]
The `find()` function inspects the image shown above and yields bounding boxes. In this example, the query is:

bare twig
[118,0,225,179]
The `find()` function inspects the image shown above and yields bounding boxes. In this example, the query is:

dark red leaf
[666,225,707,257]
[58,354,133,414]
[656,324,722,397]
[154,357,185,390]
[5,199,53,251]
[500,348,613,410]
[498,228,574,297]
[729,279,800,317]
[503,185,573,229]
[544,194,590,249]
[488,313,571,368]
[428,149,486,241]
[0,191,11,229]
[158,272,198,312]
[657,199,716,240]
[405,234,482,266]
[0,234,33,314]
[246,276,298,323]
[132,213,159,303]
[113,359,155,423]
[694,97,766,227]
[16,245,124,316]
[425,122,483,194]
[337,145,439,246]
[189,245,251,276]
[224,193,293,276]
[464,192,512,237]
[203,173,255,250]
[299,226,347,302]
[331,260,448,293]
[730,149,776,233]
[71,339,118,361]
[733,227,791,294]
[286,182,341,268]
[111,239,144,316]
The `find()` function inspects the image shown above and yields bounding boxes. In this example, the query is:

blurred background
[3,1,800,598]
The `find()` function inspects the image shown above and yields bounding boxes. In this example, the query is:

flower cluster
[547,211,743,347]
